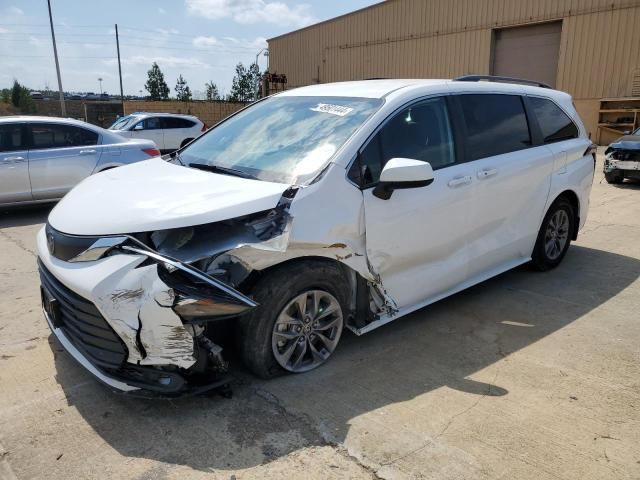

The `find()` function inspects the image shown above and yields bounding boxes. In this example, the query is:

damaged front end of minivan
[38,191,298,397]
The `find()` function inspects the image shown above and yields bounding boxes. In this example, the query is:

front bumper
[37,227,253,396]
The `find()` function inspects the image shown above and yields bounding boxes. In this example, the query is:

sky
[0,0,379,98]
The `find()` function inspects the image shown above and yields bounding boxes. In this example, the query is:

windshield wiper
[189,162,258,180]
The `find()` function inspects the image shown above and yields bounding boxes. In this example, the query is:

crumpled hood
[48,158,292,235]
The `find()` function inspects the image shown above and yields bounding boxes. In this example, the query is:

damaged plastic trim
[120,245,258,308]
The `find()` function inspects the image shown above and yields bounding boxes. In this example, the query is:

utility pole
[47,0,66,116]
[115,24,125,115]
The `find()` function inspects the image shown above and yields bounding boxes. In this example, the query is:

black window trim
[449,93,537,164]
[346,93,459,190]
[526,94,580,145]
[25,122,101,150]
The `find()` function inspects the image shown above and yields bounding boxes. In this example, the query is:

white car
[109,113,206,154]
[0,116,160,207]
[37,77,595,396]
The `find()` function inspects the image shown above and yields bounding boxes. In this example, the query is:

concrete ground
[0,156,639,480]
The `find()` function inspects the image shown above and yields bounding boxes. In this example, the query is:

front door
[28,123,102,200]
[130,117,164,150]
[0,123,31,204]
[361,96,474,310]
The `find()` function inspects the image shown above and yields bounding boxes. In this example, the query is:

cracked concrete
[1,154,639,479]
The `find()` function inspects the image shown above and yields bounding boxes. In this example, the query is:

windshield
[178,96,383,184]
[110,115,139,131]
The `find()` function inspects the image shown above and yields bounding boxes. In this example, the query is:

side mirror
[133,124,144,131]
[373,158,434,200]
[623,130,631,135]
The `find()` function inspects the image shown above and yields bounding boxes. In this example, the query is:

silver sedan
[0,116,160,207]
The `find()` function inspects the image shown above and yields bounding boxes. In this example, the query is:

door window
[529,97,579,143]
[0,124,26,152]
[352,97,455,187]
[134,117,162,130]
[457,94,531,160]
[30,124,99,149]
[162,117,195,129]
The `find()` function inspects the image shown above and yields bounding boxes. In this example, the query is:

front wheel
[530,197,575,271]
[237,260,349,378]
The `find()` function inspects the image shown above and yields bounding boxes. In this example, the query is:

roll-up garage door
[492,21,562,88]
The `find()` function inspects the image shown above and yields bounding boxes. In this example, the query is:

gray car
[0,116,160,207]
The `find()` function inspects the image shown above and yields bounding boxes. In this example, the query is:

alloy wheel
[271,290,343,373]
[544,209,569,260]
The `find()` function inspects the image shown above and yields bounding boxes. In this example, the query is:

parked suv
[109,113,206,154]
[0,116,160,206]
[38,78,595,396]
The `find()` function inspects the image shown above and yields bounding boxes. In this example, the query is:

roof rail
[453,74,552,89]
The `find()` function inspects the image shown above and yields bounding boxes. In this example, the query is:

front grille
[38,259,128,369]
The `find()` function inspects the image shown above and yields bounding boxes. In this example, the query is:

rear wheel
[530,197,575,271]
[237,260,348,379]
[604,170,624,184]
[180,138,194,148]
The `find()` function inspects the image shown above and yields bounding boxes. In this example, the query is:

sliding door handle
[447,175,473,188]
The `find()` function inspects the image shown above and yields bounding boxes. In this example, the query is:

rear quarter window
[529,97,579,143]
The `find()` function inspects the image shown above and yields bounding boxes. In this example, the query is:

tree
[205,81,220,101]
[174,75,192,102]
[11,80,21,107]
[229,62,262,102]
[144,62,169,100]
[9,80,35,113]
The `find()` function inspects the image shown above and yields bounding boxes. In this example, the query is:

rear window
[0,124,25,152]
[31,124,99,149]
[457,94,531,160]
[529,97,579,143]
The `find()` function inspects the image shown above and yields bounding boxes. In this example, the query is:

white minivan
[38,77,595,396]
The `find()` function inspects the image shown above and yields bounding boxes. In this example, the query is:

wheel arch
[237,255,368,327]
[553,189,580,240]
[180,138,194,148]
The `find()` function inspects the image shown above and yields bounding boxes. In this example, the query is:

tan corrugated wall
[268,0,640,136]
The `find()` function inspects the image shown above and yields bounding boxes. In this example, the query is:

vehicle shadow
[0,204,52,228]
[50,245,640,472]
[609,179,640,189]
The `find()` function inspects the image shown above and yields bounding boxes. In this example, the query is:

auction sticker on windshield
[310,103,354,117]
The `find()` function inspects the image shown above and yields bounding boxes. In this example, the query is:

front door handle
[79,149,96,155]
[1,156,25,163]
[477,168,498,179]
[447,175,473,188]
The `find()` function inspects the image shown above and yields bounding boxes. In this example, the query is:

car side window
[0,124,26,152]
[162,117,195,129]
[31,124,99,149]
[352,97,455,187]
[148,117,162,130]
[529,97,579,143]
[457,94,531,160]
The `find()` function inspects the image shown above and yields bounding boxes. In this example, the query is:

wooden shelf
[597,98,639,144]
[599,109,640,113]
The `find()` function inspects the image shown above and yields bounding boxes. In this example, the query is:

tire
[180,138,194,148]
[237,260,350,379]
[604,171,624,184]
[530,196,575,271]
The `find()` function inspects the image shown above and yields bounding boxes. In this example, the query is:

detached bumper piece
[39,260,237,397]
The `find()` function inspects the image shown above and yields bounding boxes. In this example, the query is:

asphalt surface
[0,155,639,479]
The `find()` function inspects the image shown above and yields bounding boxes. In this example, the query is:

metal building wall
[268,0,640,101]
